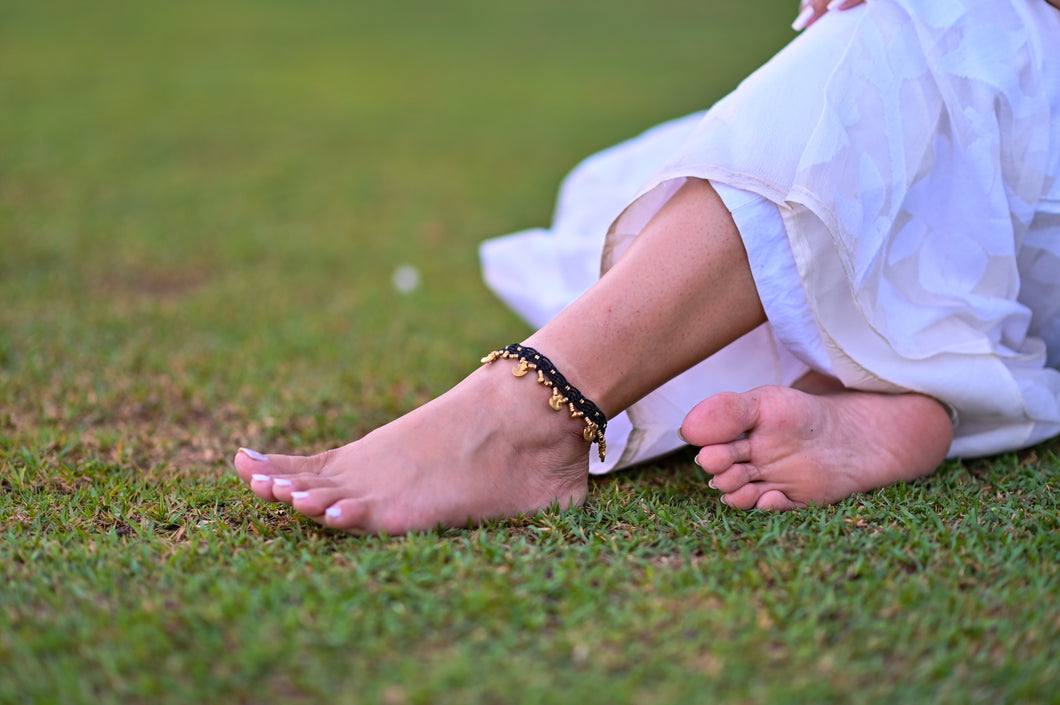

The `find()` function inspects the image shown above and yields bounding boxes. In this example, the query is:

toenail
[273,478,292,488]
[693,455,701,467]
[677,427,687,443]
[708,478,717,490]
[251,474,271,483]
[239,447,268,462]
[326,506,342,520]
[291,491,310,500]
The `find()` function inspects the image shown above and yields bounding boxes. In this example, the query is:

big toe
[234,447,274,482]
[681,391,760,447]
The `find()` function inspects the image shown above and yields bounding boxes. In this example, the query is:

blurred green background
[1,0,796,459]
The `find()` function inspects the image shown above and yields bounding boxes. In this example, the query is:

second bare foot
[679,382,953,510]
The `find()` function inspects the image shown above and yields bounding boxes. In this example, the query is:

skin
[234,178,954,534]
[683,372,952,511]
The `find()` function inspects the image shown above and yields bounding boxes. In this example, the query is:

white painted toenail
[239,448,268,461]
[291,491,310,499]
[708,478,717,490]
[251,474,271,483]
[326,506,342,520]
[677,427,687,443]
[273,478,292,488]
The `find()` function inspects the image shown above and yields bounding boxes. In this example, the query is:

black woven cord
[482,344,608,462]
[500,344,606,430]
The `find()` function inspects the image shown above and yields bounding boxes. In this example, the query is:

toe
[721,483,802,512]
[248,473,280,503]
[710,462,761,494]
[719,481,767,511]
[289,486,352,517]
[695,438,752,474]
[270,475,341,504]
[681,392,760,447]
[755,489,804,511]
[322,498,373,535]
[253,452,327,475]
[234,447,273,483]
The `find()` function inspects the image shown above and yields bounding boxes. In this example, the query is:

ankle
[481,344,608,461]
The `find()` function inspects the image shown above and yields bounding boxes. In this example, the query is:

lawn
[2,1,1059,703]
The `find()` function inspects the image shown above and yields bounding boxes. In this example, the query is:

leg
[234,179,766,534]
[680,371,953,510]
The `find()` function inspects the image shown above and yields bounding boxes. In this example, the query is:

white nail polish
[677,427,687,443]
[708,478,717,490]
[792,5,814,30]
[827,0,844,10]
[273,478,292,488]
[251,474,271,483]
[326,506,342,520]
[693,455,702,468]
[239,447,268,462]
[291,491,310,500]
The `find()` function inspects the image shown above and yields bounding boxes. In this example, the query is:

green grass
[2,0,1060,703]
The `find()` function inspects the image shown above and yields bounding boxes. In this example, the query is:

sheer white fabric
[481,0,1060,472]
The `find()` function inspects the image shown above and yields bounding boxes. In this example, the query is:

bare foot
[233,362,591,535]
[679,381,953,510]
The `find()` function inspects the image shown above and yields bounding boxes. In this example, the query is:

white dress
[481,0,1060,474]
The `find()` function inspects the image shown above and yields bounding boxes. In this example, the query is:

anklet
[481,344,607,461]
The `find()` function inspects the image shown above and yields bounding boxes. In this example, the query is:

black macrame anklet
[481,344,608,462]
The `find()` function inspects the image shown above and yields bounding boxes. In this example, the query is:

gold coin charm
[482,344,607,462]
